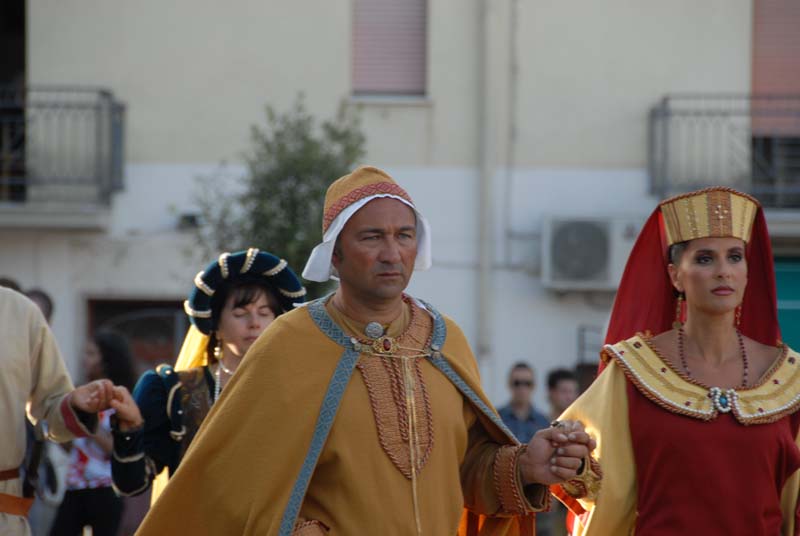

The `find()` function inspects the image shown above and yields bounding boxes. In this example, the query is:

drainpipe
[476,0,493,374]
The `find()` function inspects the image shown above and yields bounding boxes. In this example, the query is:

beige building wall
[28,0,751,169]
[28,0,351,164]
[19,0,756,401]
[512,0,752,168]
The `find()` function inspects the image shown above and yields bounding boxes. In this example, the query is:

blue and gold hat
[183,248,306,334]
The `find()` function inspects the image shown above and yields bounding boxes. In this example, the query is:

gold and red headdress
[601,187,780,370]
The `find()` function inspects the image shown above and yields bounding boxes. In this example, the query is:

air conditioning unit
[541,216,644,291]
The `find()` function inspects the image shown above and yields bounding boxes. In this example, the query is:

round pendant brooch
[365,321,385,339]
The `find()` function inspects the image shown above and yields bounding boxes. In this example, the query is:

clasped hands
[70,380,143,431]
[519,420,596,486]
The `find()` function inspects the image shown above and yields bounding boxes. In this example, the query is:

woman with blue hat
[107,248,305,502]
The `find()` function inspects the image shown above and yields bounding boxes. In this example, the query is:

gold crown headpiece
[659,187,760,247]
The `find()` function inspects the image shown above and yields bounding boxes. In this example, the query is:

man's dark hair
[508,361,534,381]
[26,288,54,322]
[0,277,21,292]
[547,368,577,390]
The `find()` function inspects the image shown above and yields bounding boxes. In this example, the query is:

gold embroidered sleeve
[461,420,547,517]
[559,455,602,501]
[494,444,549,514]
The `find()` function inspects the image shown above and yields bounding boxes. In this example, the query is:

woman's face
[216,291,276,359]
[668,236,748,317]
[84,341,104,381]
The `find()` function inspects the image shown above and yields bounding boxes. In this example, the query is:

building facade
[2,0,799,406]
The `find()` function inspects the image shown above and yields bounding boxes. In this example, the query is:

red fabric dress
[629,381,800,534]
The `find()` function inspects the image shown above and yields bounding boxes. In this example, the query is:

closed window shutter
[752,0,800,135]
[352,0,427,95]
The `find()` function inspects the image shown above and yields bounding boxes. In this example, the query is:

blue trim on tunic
[278,298,360,535]
[279,296,514,535]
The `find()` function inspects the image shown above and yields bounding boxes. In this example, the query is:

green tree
[194,95,365,297]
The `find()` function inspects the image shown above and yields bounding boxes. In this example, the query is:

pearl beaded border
[193,271,215,296]
[263,258,288,277]
[239,247,258,274]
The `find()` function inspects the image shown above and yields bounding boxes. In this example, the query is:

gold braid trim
[354,299,435,479]
[493,445,530,514]
[292,519,329,535]
[560,457,602,501]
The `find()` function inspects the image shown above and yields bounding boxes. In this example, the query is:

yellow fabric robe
[136,301,541,535]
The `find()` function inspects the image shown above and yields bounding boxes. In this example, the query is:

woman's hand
[109,386,144,432]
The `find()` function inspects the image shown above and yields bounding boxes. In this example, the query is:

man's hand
[70,379,115,414]
[518,420,596,486]
[109,386,144,432]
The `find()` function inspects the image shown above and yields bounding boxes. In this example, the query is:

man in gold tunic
[137,166,598,536]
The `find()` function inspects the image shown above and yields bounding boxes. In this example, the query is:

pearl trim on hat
[218,253,230,279]
[240,247,258,274]
[183,300,212,319]
[263,258,288,277]
[280,287,307,299]
[193,271,215,297]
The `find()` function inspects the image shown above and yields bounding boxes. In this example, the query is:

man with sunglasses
[498,362,551,444]
[499,362,557,535]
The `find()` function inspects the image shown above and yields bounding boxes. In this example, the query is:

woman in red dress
[558,187,800,535]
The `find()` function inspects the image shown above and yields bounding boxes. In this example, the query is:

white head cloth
[302,193,433,282]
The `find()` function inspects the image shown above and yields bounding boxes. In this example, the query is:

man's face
[549,379,579,415]
[509,367,535,405]
[333,197,418,303]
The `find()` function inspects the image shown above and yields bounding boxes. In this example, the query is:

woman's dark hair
[668,241,688,265]
[93,330,137,391]
[206,279,282,363]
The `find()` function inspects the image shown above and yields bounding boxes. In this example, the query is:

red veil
[599,206,781,373]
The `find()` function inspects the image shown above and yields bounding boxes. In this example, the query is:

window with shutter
[352,0,427,96]
[751,0,800,207]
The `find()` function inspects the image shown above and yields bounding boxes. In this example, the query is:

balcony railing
[649,94,800,208]
[0,86,125,206]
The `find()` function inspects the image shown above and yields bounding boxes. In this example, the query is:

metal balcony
[0,86,125,229]
[649,94,800,208]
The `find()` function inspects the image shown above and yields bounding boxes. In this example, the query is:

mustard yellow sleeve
[557,360,638,536]
[780,429,800,535]
[460,411,547,516]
